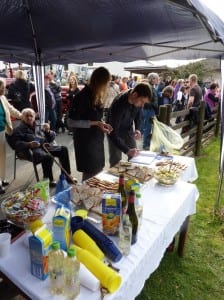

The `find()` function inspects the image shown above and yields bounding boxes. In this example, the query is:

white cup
[0,233,11,257]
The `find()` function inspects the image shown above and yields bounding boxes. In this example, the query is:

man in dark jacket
[107,83,152,167]
[7,108,73,187]
[47,71,65,133]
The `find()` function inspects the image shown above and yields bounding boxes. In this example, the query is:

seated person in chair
[6,108,75,187]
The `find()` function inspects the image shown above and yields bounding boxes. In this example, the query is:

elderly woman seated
[6,108,75,187]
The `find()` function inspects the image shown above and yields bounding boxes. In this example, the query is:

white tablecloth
[0,180,199,300]
[130,151,198,182]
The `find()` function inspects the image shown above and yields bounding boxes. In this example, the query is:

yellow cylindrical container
[72,229,104,261]
[72,245,122,293]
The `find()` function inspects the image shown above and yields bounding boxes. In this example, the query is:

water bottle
[63,247,80,299]
[55,173,69,195]
[48,241,65,295]
[119,214,132,256]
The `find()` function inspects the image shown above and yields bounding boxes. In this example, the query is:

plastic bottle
[48,241,65,295]
[63,247,80,299]
[117,174,127,214]
[126,190,138,245]
[118,214,132,255]
[55,173,69,195]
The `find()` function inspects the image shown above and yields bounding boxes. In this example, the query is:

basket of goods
[154,165,180,186]
[108,161,153,183]
[1,180,49,227]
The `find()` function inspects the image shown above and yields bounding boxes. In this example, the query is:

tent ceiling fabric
[0,0,223,64]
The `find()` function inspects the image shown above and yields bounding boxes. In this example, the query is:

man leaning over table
[6,108,76,187]
[107,83,152,167]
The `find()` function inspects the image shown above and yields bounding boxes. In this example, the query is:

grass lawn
[136,137,224,300]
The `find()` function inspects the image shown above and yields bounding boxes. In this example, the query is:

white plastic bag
[150,117,184,154]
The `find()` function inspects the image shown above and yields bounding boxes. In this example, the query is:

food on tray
[72,184,103,210]
[85,177,119,193]
[1,190,48,227]
[108,161,153,182]
[154,166,180,185]
[155,160,187,171]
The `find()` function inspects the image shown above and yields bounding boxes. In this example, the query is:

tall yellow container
[73,245,122,293]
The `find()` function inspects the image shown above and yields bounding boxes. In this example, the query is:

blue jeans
[45,108,57,131]
[142,108,155,149]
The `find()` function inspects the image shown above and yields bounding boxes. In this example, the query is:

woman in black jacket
[7,70,35,111]
[67,67,112,181]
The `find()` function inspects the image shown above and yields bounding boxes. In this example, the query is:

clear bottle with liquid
[118,214,132,256]
[48,241,65,295]
[63,247,80,299]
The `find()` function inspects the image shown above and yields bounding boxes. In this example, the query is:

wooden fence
[157,101,221,156]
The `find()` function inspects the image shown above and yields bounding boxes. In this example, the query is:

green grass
[136,138,224,300]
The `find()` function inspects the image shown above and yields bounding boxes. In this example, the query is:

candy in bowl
[1,180,49,227]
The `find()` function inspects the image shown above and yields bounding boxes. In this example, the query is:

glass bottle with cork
[117,173,127,215]
[126,190,138,245]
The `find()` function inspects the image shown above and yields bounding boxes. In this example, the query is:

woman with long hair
[64,75,80,134]
[67,67,112,181]
[67,75,80,110]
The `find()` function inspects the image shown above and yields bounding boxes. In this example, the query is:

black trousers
[32,146,71,181]
[55,101,65,130]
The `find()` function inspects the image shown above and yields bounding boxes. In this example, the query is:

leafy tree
[160,60,214,84]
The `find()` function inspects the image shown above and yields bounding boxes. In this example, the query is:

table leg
[177,216,190,257]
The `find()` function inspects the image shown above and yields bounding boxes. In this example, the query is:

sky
[202,0,224,21]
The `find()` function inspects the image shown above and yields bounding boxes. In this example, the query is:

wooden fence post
[158,105,167,123]
[195,101,205,156]
[166,104,172,125]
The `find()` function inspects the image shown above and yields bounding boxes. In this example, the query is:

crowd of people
[0,64,221,194]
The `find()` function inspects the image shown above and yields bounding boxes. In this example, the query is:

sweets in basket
[1,180,49,227]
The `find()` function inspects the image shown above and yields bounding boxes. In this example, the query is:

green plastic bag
[150,117,184,154]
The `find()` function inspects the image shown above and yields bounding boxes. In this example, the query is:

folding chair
[13,150,40,182]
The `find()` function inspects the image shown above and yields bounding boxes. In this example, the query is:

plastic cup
[0,233,11,257]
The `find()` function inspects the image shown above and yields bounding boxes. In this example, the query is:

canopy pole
[215,56,224,211]
[23,0,45,125]
[32,64,45,125]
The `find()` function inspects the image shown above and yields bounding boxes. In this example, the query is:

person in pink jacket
[0,79,21,194]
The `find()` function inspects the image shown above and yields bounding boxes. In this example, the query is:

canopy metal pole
[23,0,45,125]
[32,64,45,125]
[215,56,224,210]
